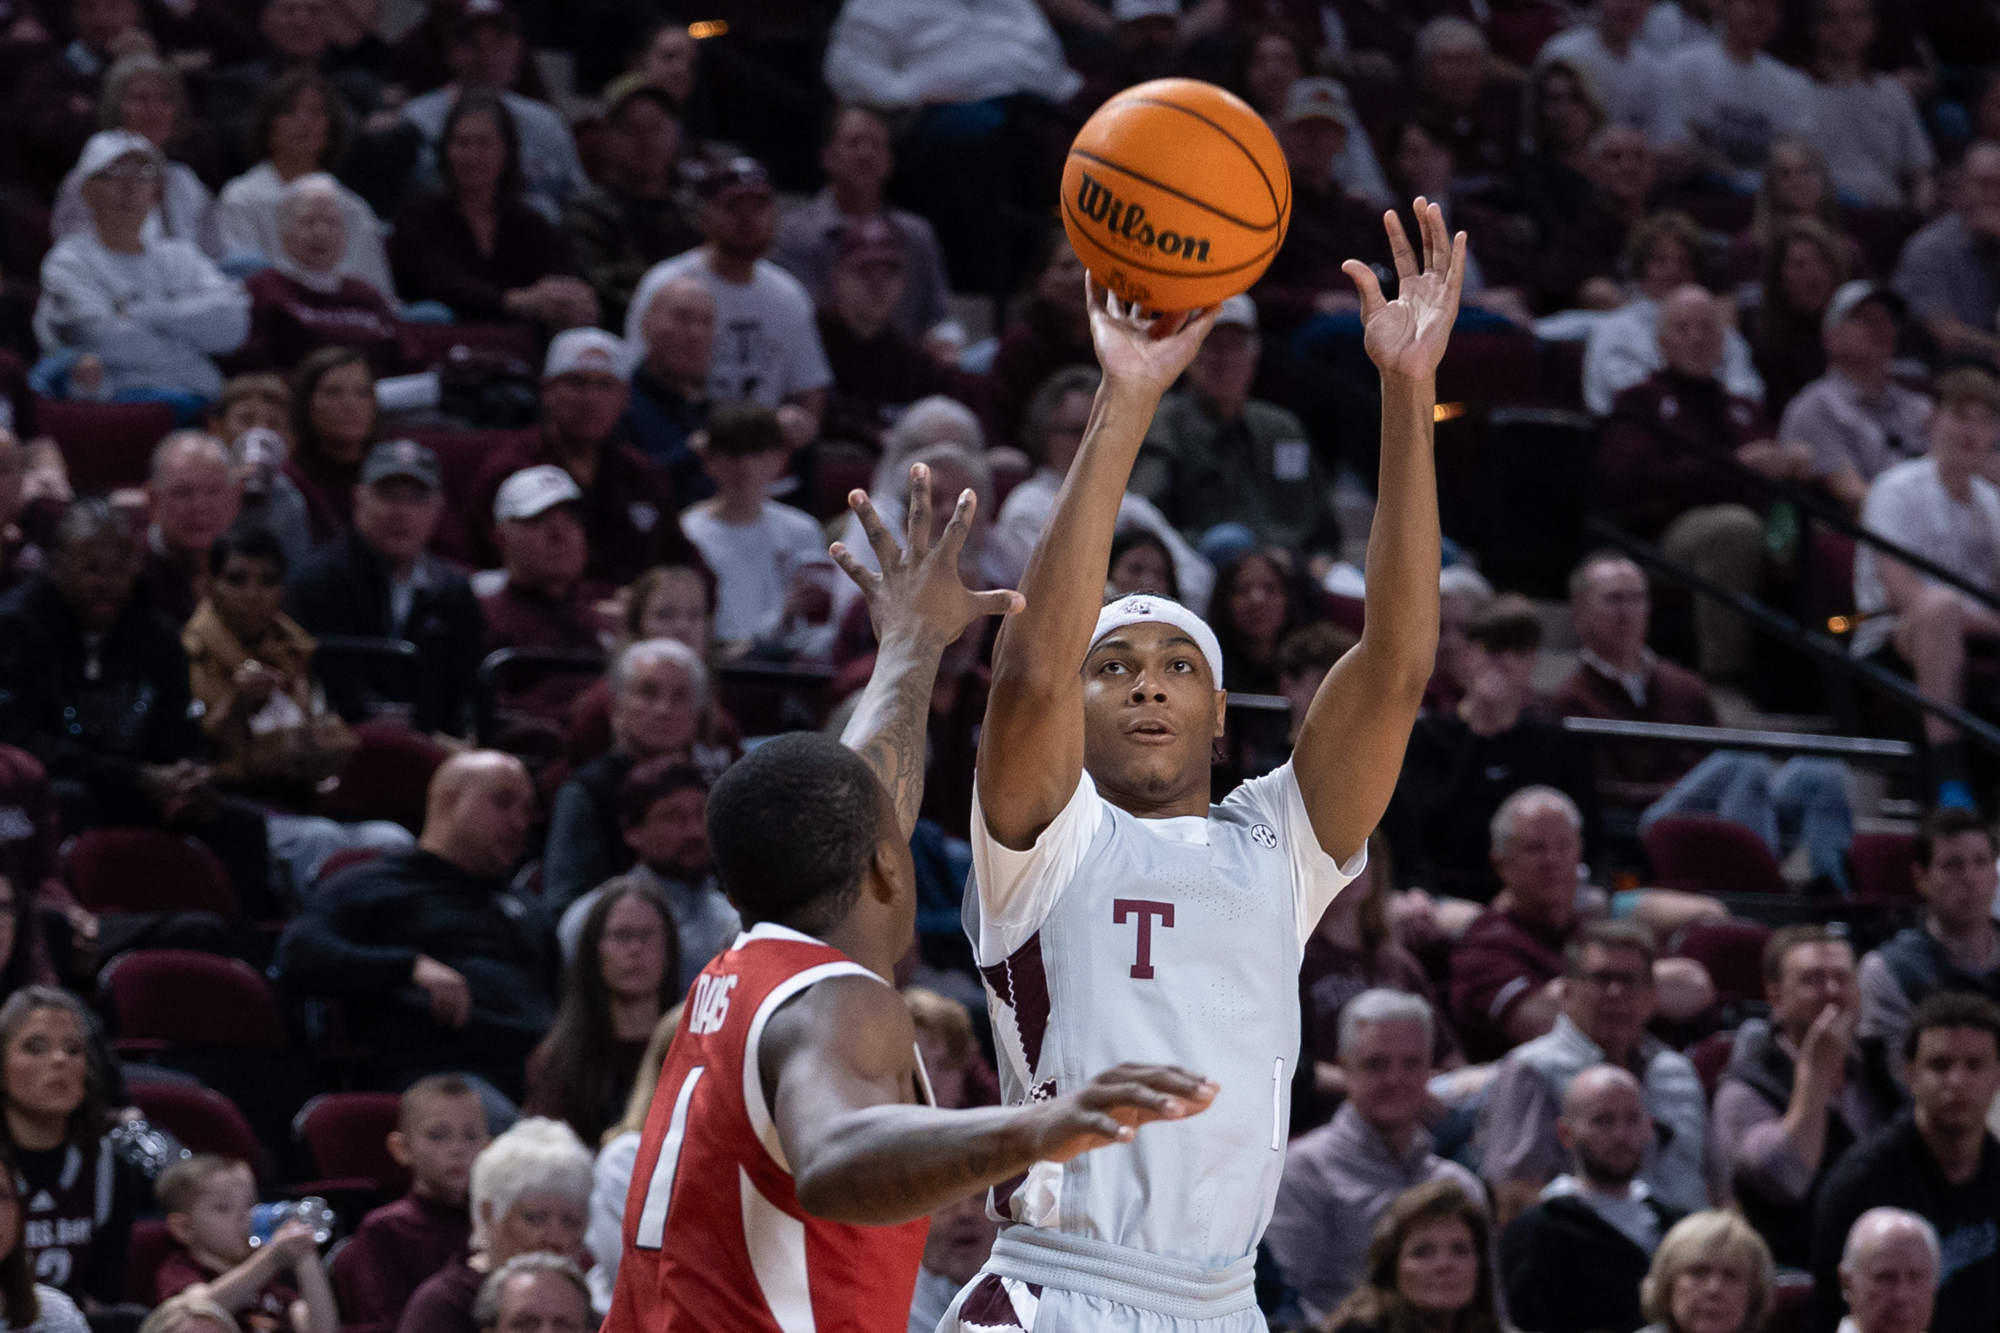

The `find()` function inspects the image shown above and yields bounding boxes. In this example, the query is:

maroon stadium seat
[68,829,242,921]
[317,722,448,831]
[316,844,386,886]
[125,1219,177,1305]
[1436,327,1544,411]
[1643,814,1790,896]
[295,1092,411,1197]
[1674,919,1774,1007]
[1768,1273,1814,1333]
[1849,829,1919,902]
[35,397,176,494]
[102,949,287,1053]
[1688,1030,1735,1097]
[130,1082,262,1163]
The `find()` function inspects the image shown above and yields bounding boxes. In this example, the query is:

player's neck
[1098,776,1212,821]
[815,917,901,980]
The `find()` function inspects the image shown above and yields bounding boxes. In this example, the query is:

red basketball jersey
[604,922,931,1333]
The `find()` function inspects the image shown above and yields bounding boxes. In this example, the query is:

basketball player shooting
[943,201,1464,1332]
[604,468,1218,1333]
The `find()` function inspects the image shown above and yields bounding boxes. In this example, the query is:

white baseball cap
[543,328,635,383]
[494,465,585,522]
[76,129,163,180]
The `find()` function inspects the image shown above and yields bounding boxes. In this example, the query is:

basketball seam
[1069,150,1280,233]
[1097,92,1285,219]
[1062,197,1280,280]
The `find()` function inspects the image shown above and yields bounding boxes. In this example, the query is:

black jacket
[275,848,556,1073]
[285,531,485,736]
[1501,1192,1685,1333]
[0,576,202,824]
[1809,1113,2000,1333]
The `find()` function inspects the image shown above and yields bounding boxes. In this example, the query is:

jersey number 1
[634,1066,706,1250]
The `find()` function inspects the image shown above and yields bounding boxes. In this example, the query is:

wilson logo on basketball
[1075,172,1213,263]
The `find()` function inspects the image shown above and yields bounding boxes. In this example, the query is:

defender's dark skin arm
[762,975,1215,1225]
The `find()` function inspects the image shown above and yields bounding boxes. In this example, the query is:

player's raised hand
[1085,275,1220,398]
[1342,198,1466,381]
[1023,1063,1218,1164]
[831,462,1024,649]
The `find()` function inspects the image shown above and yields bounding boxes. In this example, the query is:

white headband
[1090,594,1225,688]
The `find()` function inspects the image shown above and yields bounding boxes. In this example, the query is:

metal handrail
[1589,518,2000,758]
[1600,407,2000,618]
[1562,716,1917,764]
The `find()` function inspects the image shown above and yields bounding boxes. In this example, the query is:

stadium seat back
[126,1219,177,1305]
[295,1092,410,1196]
[1848,829,1920,901]
[1643,815,1790,896]
[69,829,242,921]
[36,398,176,494]
[317,722,448,831]
[1674,918,1774,1006]
[130,1082,262,1164]
[103,949,287,1052]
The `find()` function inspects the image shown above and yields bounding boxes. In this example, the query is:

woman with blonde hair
[136,1292,239,1333]
[1639,1211,1777,1333]
[1325,1179,1501,1333]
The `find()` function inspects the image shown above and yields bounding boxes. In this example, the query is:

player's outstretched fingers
[904,463,933,557]
[970,588,1027,618]
[932,487,978,567]
[847,489,905,571]
[1341,259,1386,319]
[1421,199,1446,276]
[827,542,878,597]
[1385,205,1419,281]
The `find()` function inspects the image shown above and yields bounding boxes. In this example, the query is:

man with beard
[1500,1064,1688,1333]
[556,758,737,997]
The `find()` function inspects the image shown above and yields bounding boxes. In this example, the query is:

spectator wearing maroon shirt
[1598,285,1796,681]
[331,1075,488,1330]
[1552,552,1718,813]
[1252,78,1390,334]
[981,233,1093,452]
[237,175,405,373]
[1449,787,1719,1062]
[389,92,595,329]
[154,1155,335,1332]
[141,431,241,627]
[478,466,609,730]
[816,216,981,449]
[286,347,378,546]
[469,329,700,587]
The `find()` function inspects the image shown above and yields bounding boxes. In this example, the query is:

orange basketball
[1061,78,1291,313]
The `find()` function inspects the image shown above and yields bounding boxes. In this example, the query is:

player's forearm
[792,1103,1039,1226]
[995,378,1161,687]
[1358,374,1441,680]
[840,628,948,838]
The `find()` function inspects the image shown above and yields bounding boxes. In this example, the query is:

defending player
[603,468,1218,1333]
[944,202,1465,1331]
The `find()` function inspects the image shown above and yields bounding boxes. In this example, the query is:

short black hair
[706,733,886,933]
[54,497,133,551]
[209,529,288,579]
[1903,990,2000,1063]
[704,402,787,458]
[1914,806,1996,868]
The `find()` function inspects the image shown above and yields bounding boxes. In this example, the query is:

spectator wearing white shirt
[624,159,831,436]
[678,402,831,650]
[1805,0,1934,211]
[1852,369,2000,805]
[1779,281,1930,513]
[35,131,250,410]
[214,70,396,298]
[49,55,223,260]
[1651,0,1815,188]
[1537,0,1669,129]
[1582,211,1765,414]
[992,365,1214,612]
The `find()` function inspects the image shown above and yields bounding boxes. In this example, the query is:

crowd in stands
[2,0,2000,1327]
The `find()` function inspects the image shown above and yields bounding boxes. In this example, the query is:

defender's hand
[1020,1063,1217,1164]
[831,463,1023,649]
[1341,198,1466,381]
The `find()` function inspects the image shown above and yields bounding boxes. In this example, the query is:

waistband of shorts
[985,1226,1257,1320]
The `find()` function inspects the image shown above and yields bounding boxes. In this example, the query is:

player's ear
[1211,689,1228,739]
[866,839,902,905]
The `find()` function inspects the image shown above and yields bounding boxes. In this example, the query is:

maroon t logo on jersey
[1112,899,1175,979]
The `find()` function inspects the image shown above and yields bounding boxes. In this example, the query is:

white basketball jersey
[965,763,1361,1267]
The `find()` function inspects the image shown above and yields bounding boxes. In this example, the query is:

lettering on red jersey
[688,972,738,1036]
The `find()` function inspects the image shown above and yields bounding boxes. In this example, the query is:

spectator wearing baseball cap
[478,465,610,732]
[287,439,487,735]
[391,0,550,102]
[399,0,588,223]
[1778,280,1929,513]
[624,157,832,432]
[469,329,704,589]
[768,106,954,344]
[561,77,702,335]
[34,130,251,413]
[1250,79,1394,335]
[389,91,597,329]
[816,217,985,449]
